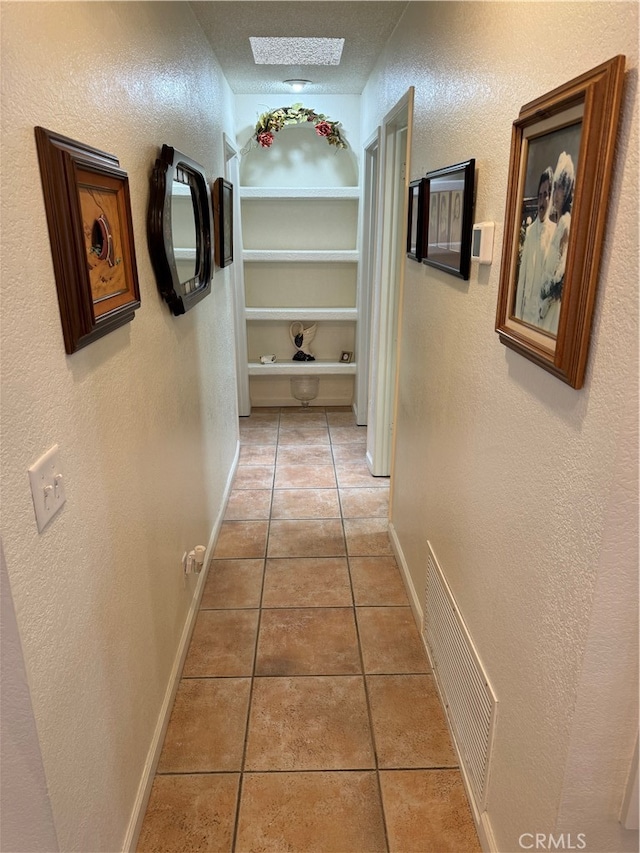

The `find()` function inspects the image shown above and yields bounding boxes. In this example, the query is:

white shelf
[243,250,358,263]
[245,307,357,322]
[240,186,359,199]
[248,360,356,376]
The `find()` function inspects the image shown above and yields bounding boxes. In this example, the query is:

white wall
[0,3,238,850]
[361,3,638,852]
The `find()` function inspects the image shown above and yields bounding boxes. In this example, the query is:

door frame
[224,133,251,416]
[366,87,414,476]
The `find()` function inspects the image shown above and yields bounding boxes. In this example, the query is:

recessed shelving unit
[238,152,360,406]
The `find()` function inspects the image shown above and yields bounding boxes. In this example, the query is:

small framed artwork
[340,351,353,363]
[495,55,625,389]
[423,159,475,280]
[35,127,140,354]
[406,178,427,261]
[213,177,233,267]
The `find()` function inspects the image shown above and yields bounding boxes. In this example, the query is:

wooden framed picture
[495,55,625,389]
[423,159,475,280]
[340,351,353,363]
[407,177,427,261]
[213,177,233,267]
[35,127,140,354]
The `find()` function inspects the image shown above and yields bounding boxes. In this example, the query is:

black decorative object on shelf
[290,321,317,361]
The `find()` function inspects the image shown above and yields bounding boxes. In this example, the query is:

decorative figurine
[289,321,317,361]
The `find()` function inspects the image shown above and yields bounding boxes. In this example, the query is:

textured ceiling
[189,2,408,94]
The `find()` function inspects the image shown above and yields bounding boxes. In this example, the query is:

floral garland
[253,103,347,150]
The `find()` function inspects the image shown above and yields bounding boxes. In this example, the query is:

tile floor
[137,407,481,852]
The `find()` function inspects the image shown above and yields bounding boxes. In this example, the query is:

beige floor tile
[244,676,375,770]
[380,769,482,852]
[331,443,369,464]
[276,444,334,465]
[256,608,361,675]
[271,488,340,519]
[344,517,394,556]
[183,610,259,677]
[274,462,336,489]
[329,425,368,444]
[224,488,271,520]
[239,444,277,465]
[212,521,268,559]
[357,607,429,673]
[349,556,409,606]
[241,410,281,425]
[136,773,239,853]
[236,771,386,853]
[335,462,390,489]
[157,678,250,773]
[231,464,274,490]
[238,425,279,445]
[367,674,457,768]
[279,410,328,427]
[200,559,264,609]
[277,425,330,445]
[262,557,353,607]
[326,411,357,427]
[267,519,346,558]
[339,486,389,518]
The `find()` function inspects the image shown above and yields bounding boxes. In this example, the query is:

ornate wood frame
[495,55,626,388]
[35,127,141,354]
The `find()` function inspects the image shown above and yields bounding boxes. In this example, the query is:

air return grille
[424,542,497,810]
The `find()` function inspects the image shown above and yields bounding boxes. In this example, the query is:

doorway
[365,88,414,477]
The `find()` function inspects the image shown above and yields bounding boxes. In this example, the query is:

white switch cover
[28,444,66,532]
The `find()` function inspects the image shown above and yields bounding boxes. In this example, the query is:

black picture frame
[147,145,213,316]
[213,177,233,268]
[407,177,426,261]
[35,127,141,354]
[423,159,475,280]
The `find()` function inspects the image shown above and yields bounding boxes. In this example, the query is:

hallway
[137,407,481,852]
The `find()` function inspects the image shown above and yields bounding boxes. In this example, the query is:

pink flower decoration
[258,131,274,148]
[315,121,332,138]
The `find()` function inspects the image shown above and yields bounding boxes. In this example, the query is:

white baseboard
[388,521,424,633]
[387,521,498,853]
[122,440,240,852]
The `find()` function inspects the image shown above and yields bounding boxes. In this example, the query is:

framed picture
[407,178,426,261]
[340,351,353,363]
[423,159,475,280]
[35,127,141,354]
[213,177,233,267]
[495,55,625,389]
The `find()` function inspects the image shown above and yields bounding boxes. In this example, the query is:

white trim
[366,87,414,476]
[243,250,358,263]
[123,441,240,853]
[388,521,423,633]
[248,360,356,375]
[240,186,359,199]
[355,127,381,426]
[225,134,251,416]
[387,521,497,853]
[245,307,357,321]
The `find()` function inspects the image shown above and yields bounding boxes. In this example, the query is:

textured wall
[0,3,238,850]
[361,3,638,851]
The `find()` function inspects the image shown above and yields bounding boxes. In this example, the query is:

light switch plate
[28,444,66,532]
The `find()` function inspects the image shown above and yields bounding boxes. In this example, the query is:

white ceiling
[189,1,409,94]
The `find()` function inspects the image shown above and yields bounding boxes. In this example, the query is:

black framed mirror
[147,145,213,315]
